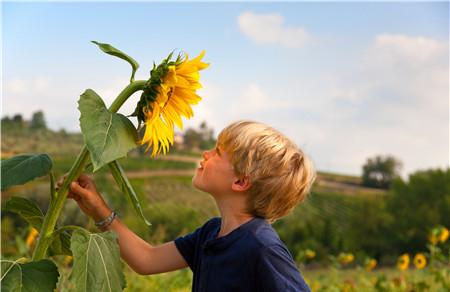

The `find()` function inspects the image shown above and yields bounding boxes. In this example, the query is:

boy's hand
[57,173,111,222]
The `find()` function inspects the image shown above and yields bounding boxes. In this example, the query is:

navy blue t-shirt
[174,217,310,292]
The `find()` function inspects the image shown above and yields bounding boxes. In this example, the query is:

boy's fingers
[67,192,81,202]
[70,181,89,197]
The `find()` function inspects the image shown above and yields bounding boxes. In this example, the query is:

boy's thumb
[70,181,88,197]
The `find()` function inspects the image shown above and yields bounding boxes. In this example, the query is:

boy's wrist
[95,210,117,229]
[93,206,113,222]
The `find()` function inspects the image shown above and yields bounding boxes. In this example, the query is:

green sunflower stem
[32,80,146,261]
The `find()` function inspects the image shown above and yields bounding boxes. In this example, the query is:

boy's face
[192,144,238,196]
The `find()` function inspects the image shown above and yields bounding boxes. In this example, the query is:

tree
[362,155,402,189]
[385,168,450,253]
[30,111,47,130]
[183,121,216,151]
[183,128,203,150]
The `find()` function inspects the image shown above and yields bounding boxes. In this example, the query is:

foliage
[1,154,52,190]
[385,168,450,253]
[78,89,138,171]
[1,259,59,291]
[362,155,402,189]
[182,121,216,151]
[70,230,126,291]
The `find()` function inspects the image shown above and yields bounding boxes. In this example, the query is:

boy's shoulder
[242,217,291,253]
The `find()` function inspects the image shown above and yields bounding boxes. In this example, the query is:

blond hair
[218,121,316,223]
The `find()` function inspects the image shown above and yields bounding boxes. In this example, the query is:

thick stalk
[32,80,146,260]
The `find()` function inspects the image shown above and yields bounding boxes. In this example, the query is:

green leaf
[1,259,60,292]
[70,229,126,291]
[92,41,139,83]
[3,197,44,230]
[78,89,138,172]
[49,230,72,256]
[108,160,151,226]
[2,197,72,256]
[1,154,52,190]
[1,260,21,292]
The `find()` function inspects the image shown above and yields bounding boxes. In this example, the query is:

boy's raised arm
[58,173,188,275]
[101,218,188,275]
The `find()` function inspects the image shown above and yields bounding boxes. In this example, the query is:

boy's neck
[214,196,254,238]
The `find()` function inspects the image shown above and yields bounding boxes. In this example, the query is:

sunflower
[338,252,354,265]
[413,253,427,269]
[305,249,316,259]
[26,228,39,248]
[439,227,449,243]
[364,258,377,271]
[397,253,410,270]
[133,51,209,156]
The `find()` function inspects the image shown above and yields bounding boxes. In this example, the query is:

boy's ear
[231,175,251,192]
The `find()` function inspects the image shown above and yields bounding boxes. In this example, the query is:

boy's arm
[102,218,188,275]
[58,173,188,275]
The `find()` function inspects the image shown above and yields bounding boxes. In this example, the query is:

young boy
[63,120,316,291]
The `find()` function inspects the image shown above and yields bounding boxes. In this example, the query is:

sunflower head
[439,227,449,243]
[337,252,354,265]
[26,227,39,248]
[132,51,184,125]
[397,253,410,270]
[429,226,450,245]
[132,50,209,156]
[364,258,377,271]
[413,253,427,269]
[305,249,316,259]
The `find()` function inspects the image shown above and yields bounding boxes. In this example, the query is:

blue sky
[2,2,449,177]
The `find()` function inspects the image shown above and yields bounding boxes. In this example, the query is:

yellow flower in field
[25,228,39,248]
[397,254,410,270]
[413,253,427,269]
[310,281,321,292]
[63,255,73,266]
[338,252,354,265]
[439,227,449,243]
[364,258,377,271]
[305,249,316,259]
[133,51,209,156]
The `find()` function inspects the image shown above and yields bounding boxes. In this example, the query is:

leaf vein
[93,234,112,292]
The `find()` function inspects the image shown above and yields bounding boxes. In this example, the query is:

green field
[2,129,449,291]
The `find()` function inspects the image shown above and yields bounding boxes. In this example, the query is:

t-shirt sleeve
[256,245,311,292]
[174,225,203,271]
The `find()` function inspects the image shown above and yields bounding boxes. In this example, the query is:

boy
[62,120,316,291]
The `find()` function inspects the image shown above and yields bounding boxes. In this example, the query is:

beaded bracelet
[95,211,117,229]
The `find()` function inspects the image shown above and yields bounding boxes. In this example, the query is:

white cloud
[4,76,51,95]
[373,34,445,63]
[305,34,449,176]
[238,11,310,48]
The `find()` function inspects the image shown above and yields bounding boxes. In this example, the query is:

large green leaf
[70,229,125,292]
[1,259,59,292]
[78,89,138,172]
[2,197,44,230]
[108,160,151,226]
[2,197,72,256]
[1,154,52,190]
[92,41,139,83]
